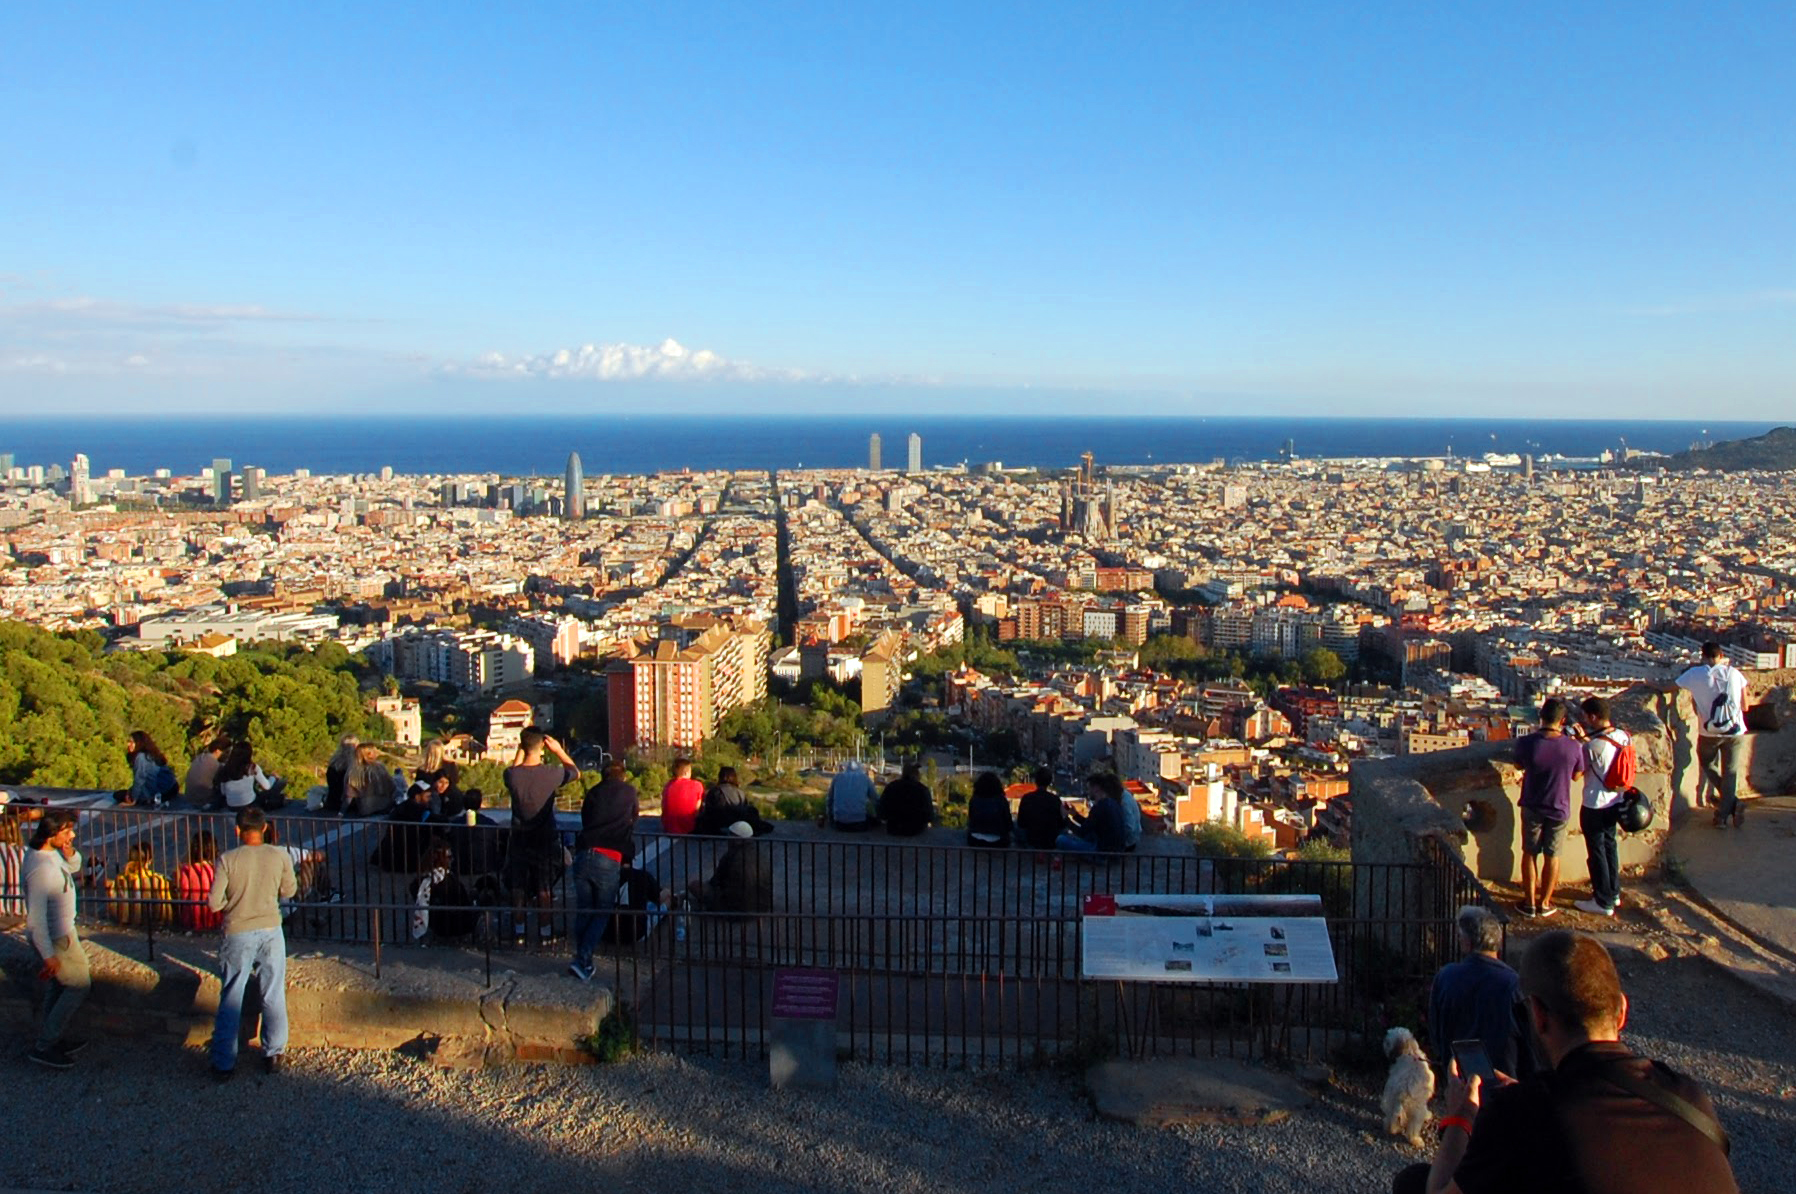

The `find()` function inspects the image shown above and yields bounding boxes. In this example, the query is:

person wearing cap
[686,821,774,917]
[568,761,639,982]
[207,806,299,1080]
[24,810,91,1069]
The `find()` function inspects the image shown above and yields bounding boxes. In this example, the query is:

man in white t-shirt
[1574,697,1628,918]
[1671,642,1750,828]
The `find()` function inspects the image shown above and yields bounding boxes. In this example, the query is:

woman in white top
[217,742,284,810]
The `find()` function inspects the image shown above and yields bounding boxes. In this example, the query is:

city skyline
[3,5,1794,419]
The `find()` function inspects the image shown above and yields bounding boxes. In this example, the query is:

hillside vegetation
[1648,425,1796,472]
[0,621,389,790]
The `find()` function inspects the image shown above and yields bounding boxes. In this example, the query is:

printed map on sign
[1081,893,1338,984]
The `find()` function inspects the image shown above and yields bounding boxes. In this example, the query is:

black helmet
[1617,787,1655,834]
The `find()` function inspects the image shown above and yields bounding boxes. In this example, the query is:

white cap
[726,820,755,838]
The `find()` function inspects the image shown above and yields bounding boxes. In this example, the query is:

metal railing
[1,804,1493,1066]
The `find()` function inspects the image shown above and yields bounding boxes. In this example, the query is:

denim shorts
[1520,808,1568,857]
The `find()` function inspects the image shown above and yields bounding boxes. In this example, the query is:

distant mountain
[1646,426,1796,472]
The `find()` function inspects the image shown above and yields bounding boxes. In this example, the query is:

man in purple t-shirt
[1512,697,1584,919]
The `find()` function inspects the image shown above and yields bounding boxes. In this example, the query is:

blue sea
[0,416,1779,478]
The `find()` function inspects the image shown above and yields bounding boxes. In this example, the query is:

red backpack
[1598,729,1636,792]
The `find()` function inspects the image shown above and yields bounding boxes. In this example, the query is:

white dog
[1381,1027,1436,1146]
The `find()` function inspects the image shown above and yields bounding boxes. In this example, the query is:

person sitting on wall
[877,762,936,837]
[965,771,1014,848]
[1057,772,1127,855]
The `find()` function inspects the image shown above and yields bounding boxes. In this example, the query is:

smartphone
[1451,1039,1498,1086]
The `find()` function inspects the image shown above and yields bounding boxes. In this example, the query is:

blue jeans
[1055,833,1098,853]
[1580,804,1622,911]
[212,928,287,1071]
[571,850,622,968]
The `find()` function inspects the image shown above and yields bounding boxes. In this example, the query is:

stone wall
[1351,677,1796,886]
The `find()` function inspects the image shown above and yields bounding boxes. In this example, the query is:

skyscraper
[240,466,264,501]
[868,433,882,471]
[907,432,922,474]
[565,452,585,519]
[211,457,233,505]
[69,454,91,506]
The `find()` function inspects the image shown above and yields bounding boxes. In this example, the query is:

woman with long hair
[344,742,396,818]
[123,730,170,806]
[323,735,359,814]
[965,771,1014,848]
[414,738,461,816]
[217,742,286,811]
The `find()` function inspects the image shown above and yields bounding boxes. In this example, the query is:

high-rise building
[69,454,92,507]
[211,457,233,505]
[565,452,585,519]
[907,432,922,474]
[868,433,881,471]
[0,453,13,478]
[605,616,770,756]
[379,465,394,482]
[240,466,264,501]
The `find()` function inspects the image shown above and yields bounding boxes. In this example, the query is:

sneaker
[1536,903,1560,919]
[262,1054,284,1075]
[1573,899,1614,918]
[567,960,594,982]
[27,1046,73,1070]
[1515,902,1537,919]
[58,1038,88,1057]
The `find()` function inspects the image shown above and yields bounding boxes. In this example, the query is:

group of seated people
[116,730,289,811]
[821,763,1144,854]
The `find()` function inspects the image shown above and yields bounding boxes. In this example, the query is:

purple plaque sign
[771,968,839,1020]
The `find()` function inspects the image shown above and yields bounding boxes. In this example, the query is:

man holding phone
[1427,906,1526,1080]
[1394,931,1736,1194]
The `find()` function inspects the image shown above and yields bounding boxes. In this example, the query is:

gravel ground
[3,950,1790,1194]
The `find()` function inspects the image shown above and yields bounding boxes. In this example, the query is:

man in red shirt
[659,758,704,835]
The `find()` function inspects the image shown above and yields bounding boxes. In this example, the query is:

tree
[1300,647,1347,687]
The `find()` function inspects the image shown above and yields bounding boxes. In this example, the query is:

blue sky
[2,2,1792,418]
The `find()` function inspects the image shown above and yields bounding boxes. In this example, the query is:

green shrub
[1182,821,1274,859]
[578,1007,638,1063]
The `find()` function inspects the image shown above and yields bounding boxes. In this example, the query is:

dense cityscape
[5,434,1793,851]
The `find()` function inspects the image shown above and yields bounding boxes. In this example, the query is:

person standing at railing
[1512,698,1582,919]
[503,728,580,948]
[207,806,298,1081]
[568,761,639,982]
[24,809,91,1070]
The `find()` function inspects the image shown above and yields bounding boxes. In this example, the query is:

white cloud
[453,337,814,383]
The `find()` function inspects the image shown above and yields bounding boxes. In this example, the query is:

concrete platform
[1,926,613,1065]
[1668,796,1796,966]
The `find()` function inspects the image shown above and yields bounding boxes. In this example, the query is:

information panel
[1081,893,1338,984]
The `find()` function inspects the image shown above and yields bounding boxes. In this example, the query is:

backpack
[1706,690,1743,737]
[1598,729,1636,792]
[155,765,180,799]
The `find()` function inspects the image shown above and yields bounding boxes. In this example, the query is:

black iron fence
[1,804,1503,1066]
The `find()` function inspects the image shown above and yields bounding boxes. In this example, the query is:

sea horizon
[1,415,1779,479]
